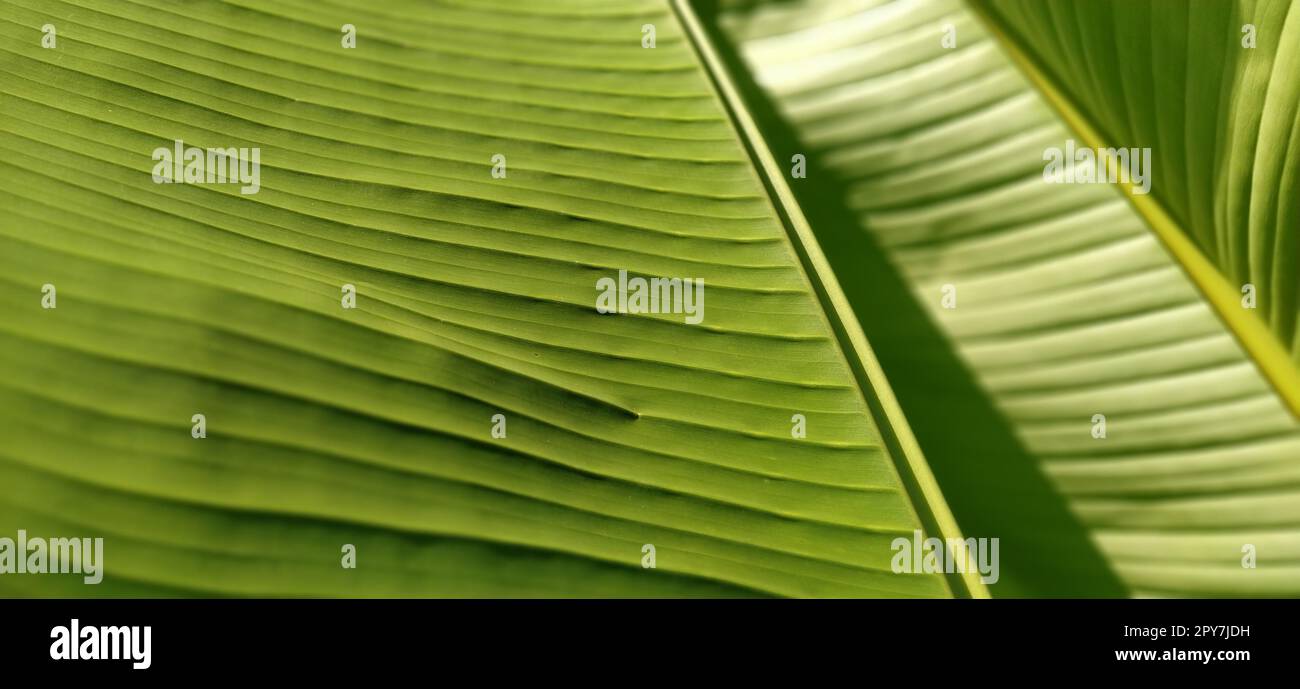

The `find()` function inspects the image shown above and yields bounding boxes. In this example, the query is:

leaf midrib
[966,0,1300,420]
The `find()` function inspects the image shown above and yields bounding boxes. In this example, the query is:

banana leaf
[0,0,981,597]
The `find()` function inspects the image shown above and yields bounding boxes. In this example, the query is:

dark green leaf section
[0,0,950,597]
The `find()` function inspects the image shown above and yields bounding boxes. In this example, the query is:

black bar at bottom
[0,598,1290,678]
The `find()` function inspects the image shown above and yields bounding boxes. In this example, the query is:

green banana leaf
[701,0,1300,596]
[5,0,1296,599]
[980,0,1300,366]
[0,0,987,597]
